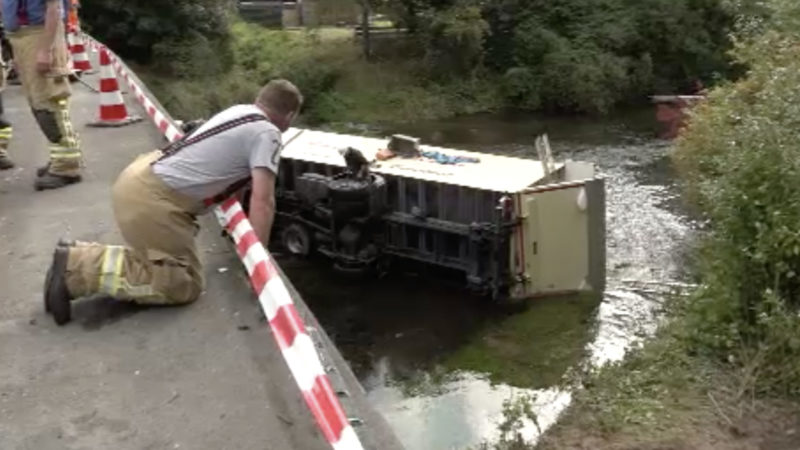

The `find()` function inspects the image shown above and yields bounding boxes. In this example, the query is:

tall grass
[141,21,502,126]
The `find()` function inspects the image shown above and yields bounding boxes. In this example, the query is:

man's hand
[36,47,53,74]
[249,167,277,247]
[38,0,60,74]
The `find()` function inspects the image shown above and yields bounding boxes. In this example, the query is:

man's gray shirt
[153,104,282,202]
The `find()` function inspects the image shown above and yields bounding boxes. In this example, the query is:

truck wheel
[374,255,392,279]
[328,178,370,201]
[281,223,311,256]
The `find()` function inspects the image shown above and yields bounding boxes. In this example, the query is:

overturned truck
[270,128,606,301]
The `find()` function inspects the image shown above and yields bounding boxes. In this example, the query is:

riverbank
[138,22,503,127]
[537,2,800,448]
[537,311,800,450]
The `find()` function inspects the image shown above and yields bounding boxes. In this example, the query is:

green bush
[81,0,231,67]
[233,23,340,99]
[139,19,504,125]
[481,0,735,113]
[537,46,634,114]
[140,67,260,121]
[396,0,732,113]
[138,22,351,121]
[84,0,740,118]
[423,1,489,78]
[151,31,232,79]
[230,23,343,112]
[674,0,800,396]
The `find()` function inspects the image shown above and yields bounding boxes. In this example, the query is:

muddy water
[279,108,696,449]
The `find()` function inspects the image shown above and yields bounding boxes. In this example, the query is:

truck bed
[282,128,562,193]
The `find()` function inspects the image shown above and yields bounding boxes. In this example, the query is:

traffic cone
[67,0,81,36]
[68,31,93,74]
[88,47,141,127]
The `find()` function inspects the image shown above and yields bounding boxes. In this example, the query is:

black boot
[0,114,13,171]
[57,238,77,247]
[0,108,14,171]
[34,172,82,191]
[44,246,73,325]
[36,163,50,177]
[7,67,19,85]
[0,154,13,170]
[44,240,77,313]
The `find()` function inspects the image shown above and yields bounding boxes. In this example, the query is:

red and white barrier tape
[83,34,364,450]
[216,199,362,449]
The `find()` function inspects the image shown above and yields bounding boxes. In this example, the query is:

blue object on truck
[421,150,480,165]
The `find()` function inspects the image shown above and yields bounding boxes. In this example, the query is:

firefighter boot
[33,101,83,191]
[44,246,73,325]
[35,172,81,191]
[0,154,13,170]
[57,238,77,247]
[0,119,14,170]
[43,239,77,313]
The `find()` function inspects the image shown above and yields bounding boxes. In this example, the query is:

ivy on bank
[674,0,800,396]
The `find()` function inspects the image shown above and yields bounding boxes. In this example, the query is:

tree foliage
[423,1,488,78]
[80,0,739,115]
[80,0,232,76]
[674,0,800,395]
[387,0,735,113]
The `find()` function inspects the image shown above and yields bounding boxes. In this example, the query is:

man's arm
[249,167,277,246]
[37,0,61,73]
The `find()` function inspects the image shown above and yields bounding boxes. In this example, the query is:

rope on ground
[72,73,99,93]
[82,33,365,450]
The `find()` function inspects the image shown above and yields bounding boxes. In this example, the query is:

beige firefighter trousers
[64,151,204,305]
[8,25,81,176]
[0,40,10,158]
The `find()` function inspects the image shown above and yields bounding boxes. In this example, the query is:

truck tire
[328,178,370,201]
[374,255,392,279]
[281,223,311,256]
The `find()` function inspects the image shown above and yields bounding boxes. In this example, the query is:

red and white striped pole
[88,47,142,127]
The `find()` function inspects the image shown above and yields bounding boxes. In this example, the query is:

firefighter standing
[1,0,82,189]
[65,0,77,32]
[0,14,13,169]
[44,80,303,325]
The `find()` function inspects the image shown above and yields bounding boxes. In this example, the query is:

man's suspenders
[158,114,267,160]
[155,113,269,207]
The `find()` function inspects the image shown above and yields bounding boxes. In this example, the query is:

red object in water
[652,95,705,139]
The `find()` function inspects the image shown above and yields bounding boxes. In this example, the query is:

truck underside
[273,168,516,300]
[247,130,606,301]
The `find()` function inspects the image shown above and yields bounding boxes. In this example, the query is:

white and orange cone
[88,47,142,127]
[68,31,94,74]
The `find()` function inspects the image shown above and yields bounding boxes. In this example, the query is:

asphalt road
[0,72,401,450]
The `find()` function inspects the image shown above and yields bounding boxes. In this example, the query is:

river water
[279,108,696,449]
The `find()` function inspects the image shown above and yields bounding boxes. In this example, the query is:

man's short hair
[256,80,303,117]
